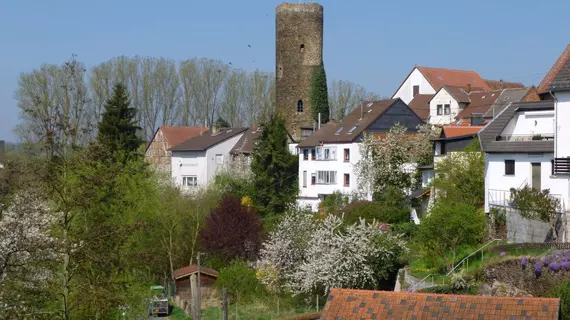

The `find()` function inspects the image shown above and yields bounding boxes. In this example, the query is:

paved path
[396,268,439,292]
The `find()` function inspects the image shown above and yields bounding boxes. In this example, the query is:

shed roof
[478,101,555,153]
[321,288,561,320]
[170,127,248,152]
[172,265,219,280]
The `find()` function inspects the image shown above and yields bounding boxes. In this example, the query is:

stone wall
[506,209,551,243]
[276,2,323,140]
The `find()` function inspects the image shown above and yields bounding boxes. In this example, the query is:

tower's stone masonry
[276,2,323,140]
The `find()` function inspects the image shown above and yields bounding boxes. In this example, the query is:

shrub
[450,274,468,291]
[216,261,264,302]
[341,200,409,226]
[199,196,262,264]
[546,281,570,320]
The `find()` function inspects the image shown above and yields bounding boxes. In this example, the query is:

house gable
[365,99,424,134]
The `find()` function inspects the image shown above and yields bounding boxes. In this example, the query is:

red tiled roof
[160,126,208,148]
[538,44,570,93]
[485,79,525,90]
[442,125,484,138]
[172,265,219,280]
[416,66,491,91]
[321,288,561,320]
[408,94,433,120]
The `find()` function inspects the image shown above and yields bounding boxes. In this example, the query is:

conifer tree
[251,114,298,216]
[310,62,330,124]
[97,83,143,157]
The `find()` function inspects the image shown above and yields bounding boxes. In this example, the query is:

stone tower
[276,2,323,140]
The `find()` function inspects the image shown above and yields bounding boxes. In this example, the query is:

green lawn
[169,302,314,320]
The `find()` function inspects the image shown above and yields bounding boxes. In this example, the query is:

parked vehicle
[147,285,169,317]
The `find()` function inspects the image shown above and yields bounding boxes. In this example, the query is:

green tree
[215,117,231,128]
[510,185,560,241]
[547,281,570,320]
[431,138,485,207]
[251,114,298,216]
[417,200,485,272]
[310,62,330,124]
[216,261,264,302]
[97,83,143,157]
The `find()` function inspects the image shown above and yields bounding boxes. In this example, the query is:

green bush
[391,222,418,238]
[419,284,477,295]
[216,261,264,302]
[341,200,409,225]
[546,281,570,320]
[212,173,253,199]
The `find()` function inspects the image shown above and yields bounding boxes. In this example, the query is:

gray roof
[479,101,554,153]
[170,127,247,152]
[550,56,570,92]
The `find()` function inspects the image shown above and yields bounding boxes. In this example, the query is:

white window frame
[215,154,224,165]
[444,104,451,115]
[437,104,443,116]
[316,171,337,185]
[315,146,337,160]
[182,175,198,187]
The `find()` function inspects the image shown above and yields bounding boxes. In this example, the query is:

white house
[296,98,425,211]
[392,66,494,105]
[170,127,247,189]
[481,44,570,221]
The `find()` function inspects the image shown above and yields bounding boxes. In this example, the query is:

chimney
[466,83,472,93]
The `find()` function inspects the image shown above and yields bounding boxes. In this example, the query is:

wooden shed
[172,265,219,310]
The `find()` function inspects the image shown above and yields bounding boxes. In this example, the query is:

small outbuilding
[172,265,219,313]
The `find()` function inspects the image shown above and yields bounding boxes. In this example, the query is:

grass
[169,301,314,320]
[409,244,555,282]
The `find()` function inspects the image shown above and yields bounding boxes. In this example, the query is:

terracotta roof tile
[172,265,219,280]
[321,288,561,320]
[538,44,570,93]
[408,94,433,120]
[442,125,484,138]
[159,126,208,148]
[416,66,491,91]
[484,79,525,90]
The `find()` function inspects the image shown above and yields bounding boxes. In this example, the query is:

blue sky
[1,0,568,142]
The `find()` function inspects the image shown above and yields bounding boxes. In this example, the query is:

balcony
[488,189,564,211]
[554,158,570,175]
[495,134,554,142]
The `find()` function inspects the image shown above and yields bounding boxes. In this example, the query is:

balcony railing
[554,158,570,175]
[488,189,564,211]
[495,134,554,142]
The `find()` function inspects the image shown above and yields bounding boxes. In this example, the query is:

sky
[1,0,569,142]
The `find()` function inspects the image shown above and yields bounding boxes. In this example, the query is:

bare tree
[244,70,275,126]
[220,69,247,127]
[16,56,91,149]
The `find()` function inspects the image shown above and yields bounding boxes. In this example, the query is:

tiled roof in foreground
[321,288,560,320]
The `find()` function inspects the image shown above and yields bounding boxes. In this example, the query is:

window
[444,104,451,115]
[300,43,305,51]
[344,148,350,162]
[311,148,316,160]
[182,176,197,187]
[297,100,303,112]
[303,171,307,188]
[413,85,419,97]
[316,171,337,184]
[504,160,515,175]
[440,142,446,155]
[311,173,316,185]
[335,127,344,135]
[437,104,443,115]
[303,149,309,160]
[315,146,337,160]
[532,163,541,190]
[348,126,358,134]
[552,159,555,176]
[215,154,224,165]
[344,174,350,187]
[301,127,313,137]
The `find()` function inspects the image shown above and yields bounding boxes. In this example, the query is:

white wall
[555,91,570,157]
[392,68,435,104]
[484,153,569,212]
[297,142,363,211]
[171,151,208,187]
[428,87,465,125]
[171,132,244,189]
[501,110,555,138]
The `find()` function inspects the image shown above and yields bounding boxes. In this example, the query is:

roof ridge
[418,65,479,73]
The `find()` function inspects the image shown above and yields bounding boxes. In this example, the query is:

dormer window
[297,100,303,112]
